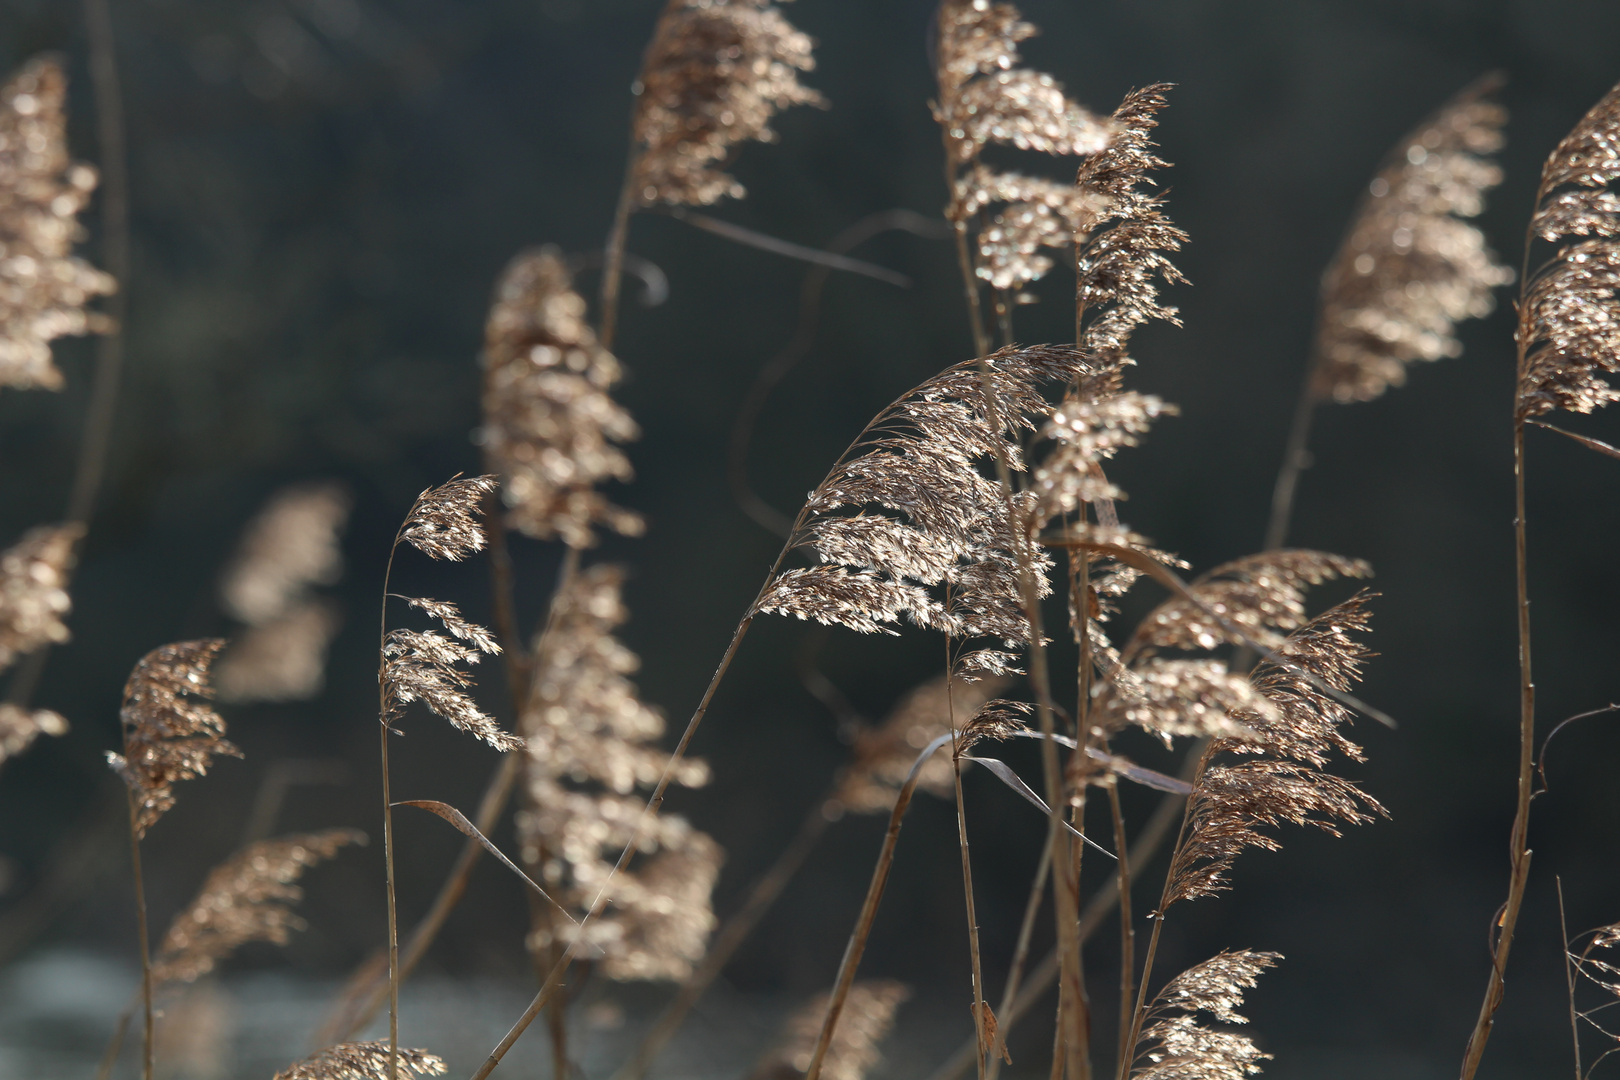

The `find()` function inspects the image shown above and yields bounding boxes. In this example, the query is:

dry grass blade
[152,829,363,986]
[0,56,116,392]
[274,1041,447,1080]
[0,702,67,765]
[1517,79,1620,420]
[751,980,909,1080]
[1530,419,1620,459]
[394,800,573,921]
[106,640,239,839]
[480,248,644,548]
[1314,76,1512,404]
[632,0,824,208]
[1130,950,1279,1080]
[0,522,82,671]
[399,474,498,561]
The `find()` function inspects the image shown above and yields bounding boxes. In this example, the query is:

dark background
[1,0,1619,1077]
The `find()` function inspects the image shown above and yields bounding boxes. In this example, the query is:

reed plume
[0,56,116,392]
[1128,950,1277,1080]
[480,248,643,548]
[274,1043,447,1080]
[0,522,82,672]
[631,0,824,210]
[750,980,909,1080]
[151,828,364,986]
[0,702,67,765]
[520,564,719,981]
[216,482,351,703]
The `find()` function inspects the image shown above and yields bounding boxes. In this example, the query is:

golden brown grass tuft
[274,1042,447,1080]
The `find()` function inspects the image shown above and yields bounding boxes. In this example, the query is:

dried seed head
[0,522,81,672]
[273,1042,446,1080]
[0,703,67,766]
[152,829,363,986]
[1316,79,1513,404]
[750,980,909,1080]
[479,248,643,547]
[632,0,824,207]
[0,57,116,392]
[382,600,518,752]
[1133,951,1279,1080]
[107,640,240,839]
[399,474,498,561]
[1517,79,1620,419]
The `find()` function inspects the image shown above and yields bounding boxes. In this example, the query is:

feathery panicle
[750,980,909,1080]
[1315,80,1512,404]
[935,0,1112,292]
[219,483,349,625]
[0,522,81,671]
[1073,84,1188,364]
[632,0,824,208]
[480,248,643,547]
[107,640,240,839]
[1517,80,1620,419]
[1033,392,1174,521]
[273,1042,446,1080]
[215,599,343,704]
[152,829,363,986]
[521,565,719,981]
[754,343,1101,640]
[0,57,115,392]
[1132,951,1278,1080]
[833,674,1009,814]
[382,598,517,751]
[1106,658,1275,745]
[0,703,67,765]
[398,475,498,561]
[1163,597,1384,907]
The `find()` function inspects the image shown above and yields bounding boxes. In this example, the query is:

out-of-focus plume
[273,1042,447,1080]
[151,982,236,1080]
[215,482,350,703]
[107,640,240,839]
[0,522,81,671]
[935,0,1112,293]
[1130,950,1278,1080]
[520,564,719,981]
[0,56,116,392]
[1316,78,1512,405]
[152,829,363,986]
[0,703,67,766]
[748,980,909,1080]
[632,0,824,208]
[1516,79,1620,420]
[479,249,643,548]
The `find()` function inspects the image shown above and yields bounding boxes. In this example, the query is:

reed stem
[125,788,153,1080]
[948,646,990,1080]
[1107,781,1134,1074]
[599,144,641,351]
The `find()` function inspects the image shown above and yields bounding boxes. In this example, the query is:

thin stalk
[1559,877,1581,1080]
[1107,781,1134,1074]
[947,641,989,1080]
[1458,416,1536,1080]
[952,224,992,359]
[984,832,1052,1080]
[378,537,404,1080]
[1262,357,1323,552]
[599,143,641,351]
[994,289,1014,349]
[94,989,138,1080]
[801,736,952,1080]
[125,788,153,1080]
[610,795,833,1080]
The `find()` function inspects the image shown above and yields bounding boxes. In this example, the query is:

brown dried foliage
[1131,950,1278,1080]
[1315,80,1512,404]
[273,1041,446,1080]
[1517,79,1620,419]
[398,474,498,562]
[152,829,363,986]
[632,0,824,208]
[520,564,719,981]
[0,56,115,392]
[0,702,66,766]
[936,0,1112,291]
[479,248,643,547]
[107,640,240,839]
[749,980,909,1080]
[0,521,81,671]
[382,596,518,752]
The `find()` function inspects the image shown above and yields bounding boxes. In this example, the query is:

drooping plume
[0,57,116,392]
[520,564,719,981]
[0,522,81,671]
[382,595,518,752]
[215,482,350,703]
[273,1042,447,1080]
[479,248,643,548]
[1516,79,1620,420]
[107,640,240,839]
[935,0,1112,292]
[1315,78,1513,404]
[152,829,364,986]
[1130,950,1279,1080]
[748,980,909,1080]
[632,0,824,208]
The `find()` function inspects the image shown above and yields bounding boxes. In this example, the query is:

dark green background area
[1,0,1619,1076]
